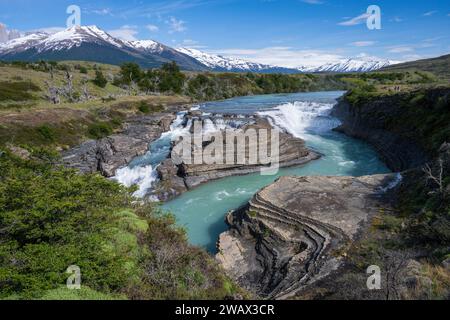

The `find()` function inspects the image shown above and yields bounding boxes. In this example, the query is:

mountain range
[0,25,399,73]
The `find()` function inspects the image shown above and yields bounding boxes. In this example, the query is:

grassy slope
[0,61,191,148]
[382,54,450,81]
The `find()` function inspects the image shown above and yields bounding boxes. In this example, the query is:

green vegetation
[138,101,164,114]
[92,70,108,88]
[87,122,113,139]
[0,149,242,300]
[0,81,41,102]
[383,53,450,81]
[331,85,450,300]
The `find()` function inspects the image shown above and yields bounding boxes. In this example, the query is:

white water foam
[379,172,403,193]
[114,165,158,198]
[257,101,341,139]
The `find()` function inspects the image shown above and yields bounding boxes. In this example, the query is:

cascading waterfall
[113,111,191,198]
[257,101,342,139]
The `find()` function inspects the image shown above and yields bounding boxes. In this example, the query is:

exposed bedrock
[216,174,397,299]
[153,117,320,201]
[61,113,176,177]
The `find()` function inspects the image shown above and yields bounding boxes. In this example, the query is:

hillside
[382,54,450,80]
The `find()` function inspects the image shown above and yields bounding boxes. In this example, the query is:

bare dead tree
[65,70,74,99]
[423,159,444,195]
[81,76,89,101]
[44,81,61,104]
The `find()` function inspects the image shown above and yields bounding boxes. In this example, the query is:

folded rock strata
[216,174,397,299]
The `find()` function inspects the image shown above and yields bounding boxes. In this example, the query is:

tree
[158,62,185,94]
[93,70,107,88]
[119,62,142,85]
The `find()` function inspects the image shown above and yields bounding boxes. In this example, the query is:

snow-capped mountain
[126,40,164,54]
[0,25,398,73]
[0,26,126,55]
[0,25,208,71]
[176,47,299,73]
[177,47,397,73]
[300,58,399,73]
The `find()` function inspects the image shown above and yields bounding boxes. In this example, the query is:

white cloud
[338,13,370,26]
[183,39,198,45]
[108,25,139,41]
[30,27,65,34]
[350,41,376,47]
[301,0,323,4]
[92,8,112,16]
[208,46,346,68]
[166,17,186,33]
[402,54,424,61]
[423,11,437,16]
[146,24,159,32]
[390,16,403,22]
[388,46,414,53]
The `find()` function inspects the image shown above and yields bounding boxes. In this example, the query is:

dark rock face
[61,113,176,177]
[331,95,429,172]
[216,174,397,299]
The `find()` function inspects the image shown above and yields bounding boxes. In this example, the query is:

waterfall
[257,101,341,139]
[113,111,190,198]
[114,165,158,198]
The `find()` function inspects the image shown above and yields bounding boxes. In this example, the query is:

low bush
[87,122,113,139]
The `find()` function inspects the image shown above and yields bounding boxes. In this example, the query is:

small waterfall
[114,164,158,198]
[258,101,341,139]
[113,111,190,199]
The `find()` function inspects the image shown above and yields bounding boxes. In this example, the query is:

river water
[115,91,390,252]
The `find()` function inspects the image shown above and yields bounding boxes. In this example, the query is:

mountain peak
[126,39,164,53]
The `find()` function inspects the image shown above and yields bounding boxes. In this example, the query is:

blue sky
[0,0,449,67]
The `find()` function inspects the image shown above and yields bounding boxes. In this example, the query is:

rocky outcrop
[332,93,433,172]
[332,88,450,172]
[153,117,320,201]
[61,113,176,177]
[216,174,398,299]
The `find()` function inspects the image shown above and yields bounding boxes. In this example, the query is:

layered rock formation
[62,113,175,177]
[216,174,397,299]
[153,117,319,201]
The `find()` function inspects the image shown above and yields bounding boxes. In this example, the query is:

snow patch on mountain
[176,47,280,71]
[299,58,400,73]
[0,26,125,54]
[127,40,164,53]
[39,26,124,51]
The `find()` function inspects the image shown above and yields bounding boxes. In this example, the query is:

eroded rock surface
[216,174,397,299]
[61,113,176,177]
[153,117,319,201]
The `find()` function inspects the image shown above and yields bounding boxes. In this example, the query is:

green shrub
[92,70,107,88]
[78,66,88,74]
[88,122,113,139]
[0,151,139,298]
[37,125,56,142]
[0,151,242,300]
[138,101,150,114]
